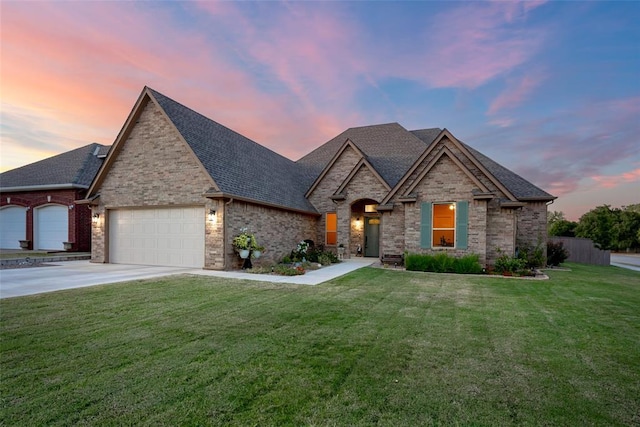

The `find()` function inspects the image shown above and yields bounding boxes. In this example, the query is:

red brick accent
[0,189,91,251]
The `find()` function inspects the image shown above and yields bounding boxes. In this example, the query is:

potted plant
[337,243,345,259]
[252,245,265,259]
[63,242,73,251]
[19,240,30,249]
[232,228,258,259]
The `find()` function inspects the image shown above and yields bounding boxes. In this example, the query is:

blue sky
[1,0,638,220]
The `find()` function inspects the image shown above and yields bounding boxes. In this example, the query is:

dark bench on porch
[380,253,404,267]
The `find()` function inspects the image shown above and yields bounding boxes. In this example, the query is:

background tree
[548,210,577,237]
[574,204,640,251]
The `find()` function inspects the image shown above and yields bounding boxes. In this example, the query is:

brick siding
[0,189,90,251]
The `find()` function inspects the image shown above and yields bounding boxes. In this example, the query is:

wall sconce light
[69,205,74,210]
[355,216,361,228]
[92,213,100,222]
[208,209,217,222]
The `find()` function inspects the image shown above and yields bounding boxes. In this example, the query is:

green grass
[1,263,639,426]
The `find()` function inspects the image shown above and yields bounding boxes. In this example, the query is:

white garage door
[0,206,26,249]
[109,207,205,268]
[35,205,68,250]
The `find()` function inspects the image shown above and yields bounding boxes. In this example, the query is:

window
[326,212,337,245]
[432,203,456,247]
[420,201,468,249]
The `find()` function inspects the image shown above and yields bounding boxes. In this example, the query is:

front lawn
[1,264,639,425]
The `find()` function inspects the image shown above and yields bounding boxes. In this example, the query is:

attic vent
[93,146,100,156]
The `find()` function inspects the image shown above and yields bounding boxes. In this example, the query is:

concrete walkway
[0,258,376,299]
[190,257,376,285]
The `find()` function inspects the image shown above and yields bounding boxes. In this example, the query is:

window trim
[432,202,456,248]
[325,212,337,245]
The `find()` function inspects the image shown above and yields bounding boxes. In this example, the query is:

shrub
[273,264,305,276]
[432,253,454,273]
[453,254,483,274]
[282,255,291,264]
[318,253,332,266]
[547,241,569,266]
[517,242,545,269]
[405,253,483,274]
[494,253,526,274]
[405,253,430,271]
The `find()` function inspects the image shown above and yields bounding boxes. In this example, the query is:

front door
[364,217,380,257]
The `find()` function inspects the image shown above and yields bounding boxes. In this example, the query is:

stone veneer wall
[485,199,516,263]
[343,164,389,257]
[307,147,389,258]
[307,146,361,254]
[398,155,489,264]
[91,98,223,267]
[516,202,549,251]
[224,201,317,268]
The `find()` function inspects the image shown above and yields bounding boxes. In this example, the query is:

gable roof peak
[140,87,319,213]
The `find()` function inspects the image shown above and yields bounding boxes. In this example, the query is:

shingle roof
[148,88,318,213]
[461,143,555,200]
[297,123,440,188]
[0,143,108,190]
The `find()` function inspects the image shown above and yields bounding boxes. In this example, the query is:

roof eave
[517,196,557,202]
[0,183,89,193]
[203,191,319,216]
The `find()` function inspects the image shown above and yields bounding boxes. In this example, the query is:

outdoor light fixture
[92,213,100,222]
[208,209,217,222]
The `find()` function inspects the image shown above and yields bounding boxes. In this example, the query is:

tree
[575,205,616,249]
[575,204,640,251]
[549,219,577,237]
[547,210,577,237]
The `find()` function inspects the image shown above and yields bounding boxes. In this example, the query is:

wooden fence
[549,237,611,266]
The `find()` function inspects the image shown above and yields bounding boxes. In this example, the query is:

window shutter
[420,202,432,249]
[456,201,469,249]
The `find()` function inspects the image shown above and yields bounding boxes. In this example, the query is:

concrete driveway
[0,258,376,299]
[0,261,192,299]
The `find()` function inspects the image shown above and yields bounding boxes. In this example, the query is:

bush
[273,264,305,276]
[517,243,545,269]
[318,253,332,266]
[405,253,483,274]
[453,254,484,274]
[494,253,526,274]
[547,241,569,266]
[405,253,429,271]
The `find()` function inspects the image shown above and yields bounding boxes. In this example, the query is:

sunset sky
[1,1,638,220]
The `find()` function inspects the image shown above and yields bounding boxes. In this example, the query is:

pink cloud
[398,1,547,89]
[488,71,546,116]
[591,168,640,189]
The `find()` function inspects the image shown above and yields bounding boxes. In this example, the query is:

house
[81,86,555,269]
[0,143,109,251]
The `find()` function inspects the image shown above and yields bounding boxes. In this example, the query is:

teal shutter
[456,201,469,249]
[420,202,432,249]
